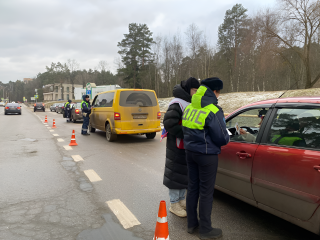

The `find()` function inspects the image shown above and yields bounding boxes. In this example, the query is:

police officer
[81,95,92,135]
[64,100,72,122]
[182,77,230,239]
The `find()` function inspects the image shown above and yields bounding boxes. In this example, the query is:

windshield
[119,91,157,107]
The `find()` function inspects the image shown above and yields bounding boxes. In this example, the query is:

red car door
[217,106,272,201]
[252,105,320,221]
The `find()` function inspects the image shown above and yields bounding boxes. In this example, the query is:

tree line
[0,60,118,102]
[3,0,320,101]
[117,0,320,97]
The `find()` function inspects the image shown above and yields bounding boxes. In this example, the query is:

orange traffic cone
[52,119,57,128]
[44,116,48,123]
[153,201,169,240]
[69,130,78,146]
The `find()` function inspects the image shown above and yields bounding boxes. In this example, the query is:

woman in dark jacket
[163,77,200,217]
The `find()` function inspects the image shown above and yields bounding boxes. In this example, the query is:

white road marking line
[84,169,102,182]
[57,138,64,142]
[49,130,54,132]
[106,199,141,229]
[71,155,83,162]
[52,134,59,136]
[63,145,72,150]
[47,127,51,129]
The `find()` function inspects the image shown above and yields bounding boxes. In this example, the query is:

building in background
[23,78,33,84]
[43,83,83,101]
[74,83,121,100]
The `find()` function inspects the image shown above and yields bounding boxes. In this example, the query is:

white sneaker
[179,199,186,210]
[169,202,187,217]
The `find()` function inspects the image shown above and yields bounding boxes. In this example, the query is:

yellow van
[89,89,162,141]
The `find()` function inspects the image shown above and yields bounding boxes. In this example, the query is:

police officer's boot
[199,228,222,239]
[169,202,187,217]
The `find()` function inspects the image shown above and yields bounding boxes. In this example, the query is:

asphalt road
[0,105,319,240]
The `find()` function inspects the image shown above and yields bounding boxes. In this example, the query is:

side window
[227,108,270,143]
[99,92,114,107]
[266,108,320,149]
[92,96,99,107]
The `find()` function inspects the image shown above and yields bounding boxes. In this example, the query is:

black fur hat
[201,77,223,91]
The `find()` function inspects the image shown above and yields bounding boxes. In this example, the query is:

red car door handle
[314,166,320,172]
[236,152,252,159]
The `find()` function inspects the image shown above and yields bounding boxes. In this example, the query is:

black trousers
[186,150,219,234]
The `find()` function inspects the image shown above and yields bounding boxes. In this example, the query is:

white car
[0,102,5,107]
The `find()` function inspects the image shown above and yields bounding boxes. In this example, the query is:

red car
[217,96,320,235]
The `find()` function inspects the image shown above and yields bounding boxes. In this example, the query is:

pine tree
[117,23,154,88]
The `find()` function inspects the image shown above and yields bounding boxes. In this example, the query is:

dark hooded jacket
[163,84,191,189]
[81,95,91,114]
[182,85,229,154]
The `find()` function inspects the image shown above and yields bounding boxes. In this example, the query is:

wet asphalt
[0,105,319,240]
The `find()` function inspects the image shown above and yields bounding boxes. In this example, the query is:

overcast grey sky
[0,0,276,83]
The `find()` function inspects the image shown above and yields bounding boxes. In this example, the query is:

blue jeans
[169,189,186,204]
[82,116,89,134]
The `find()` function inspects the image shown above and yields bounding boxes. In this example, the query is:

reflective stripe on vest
[182,85,220,130]
[182,104,219,130]
[271,134,302,146]
[81,101,88,109]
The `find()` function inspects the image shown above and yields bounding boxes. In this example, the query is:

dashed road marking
[72,155,83,162]
[47,127,51,129]
[57,138,64,142]
[52,134,59,136]
[106,199,141,229]
[84,169,102,182]
[49,130,54,132]
[63,145,72,150]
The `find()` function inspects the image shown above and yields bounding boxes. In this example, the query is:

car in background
[0,101,4,107]
[34,102,45,112]
[4,103,21,115]
[50,103,59,112]
[215,96,320,236]
[89,89,161,141]
[56,103,64,114]
[70,102,83,123]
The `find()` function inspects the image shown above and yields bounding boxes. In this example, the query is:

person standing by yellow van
[81,95,91,136]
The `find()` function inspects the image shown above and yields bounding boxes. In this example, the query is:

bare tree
[66,59,80,99]
[262,0,320,88]
[185,23,203,78]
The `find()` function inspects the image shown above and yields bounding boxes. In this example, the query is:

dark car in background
[56,103,64,114]
[34,102,45,112]
[70,102,83,123]
[50,103,59,112]
[5,103,21,115]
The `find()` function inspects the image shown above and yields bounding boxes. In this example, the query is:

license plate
[133,115,147,119]
[38,107,42,109]
[10,108,15,110]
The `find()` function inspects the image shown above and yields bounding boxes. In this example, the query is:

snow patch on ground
[158,88,320,114]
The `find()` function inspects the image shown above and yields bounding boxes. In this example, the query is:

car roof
[96,89,155,96]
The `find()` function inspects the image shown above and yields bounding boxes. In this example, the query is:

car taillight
[5,107,9,110]
[75,109,80,114]
[17,107,21,110]
[114,112,121,120]
[157,112,161,119]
